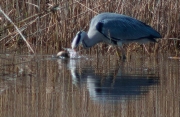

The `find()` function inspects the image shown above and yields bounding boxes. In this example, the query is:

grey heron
[71,12,162,59]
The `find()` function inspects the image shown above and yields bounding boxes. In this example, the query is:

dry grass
[0,0,179,55]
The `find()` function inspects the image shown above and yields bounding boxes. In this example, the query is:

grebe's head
[71,31,86,49]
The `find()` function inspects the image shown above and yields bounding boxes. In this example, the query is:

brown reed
[0,0,179,55]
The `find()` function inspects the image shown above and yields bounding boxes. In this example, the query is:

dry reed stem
[0,0,179,55]
[0,6,34,53]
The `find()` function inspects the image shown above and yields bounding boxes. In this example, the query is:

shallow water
[0,52,179,117]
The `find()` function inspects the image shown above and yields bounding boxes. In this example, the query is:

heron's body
[71,13,161,58]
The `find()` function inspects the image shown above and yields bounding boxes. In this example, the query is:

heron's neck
[82,30,103,48]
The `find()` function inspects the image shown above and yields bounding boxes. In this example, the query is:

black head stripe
[75,31,82,46]
[96,22,103,33]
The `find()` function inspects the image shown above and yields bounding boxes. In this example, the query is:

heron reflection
[57,58,159,102]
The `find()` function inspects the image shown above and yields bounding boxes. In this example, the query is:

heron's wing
[96,18,161,41]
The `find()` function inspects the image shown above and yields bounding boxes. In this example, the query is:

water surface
[0,53,179,117]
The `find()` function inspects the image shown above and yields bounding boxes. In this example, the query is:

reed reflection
[57,58,159,102]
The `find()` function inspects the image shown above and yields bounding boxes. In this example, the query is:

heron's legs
[116,46,126,60]
[107,46,126,60]
[116,42,126,60]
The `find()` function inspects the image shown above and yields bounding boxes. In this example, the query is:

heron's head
[71,31,86,49]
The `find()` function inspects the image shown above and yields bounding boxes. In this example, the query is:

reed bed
[0,0,179,55]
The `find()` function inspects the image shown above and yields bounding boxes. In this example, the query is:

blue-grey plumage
[71,12,161,53]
